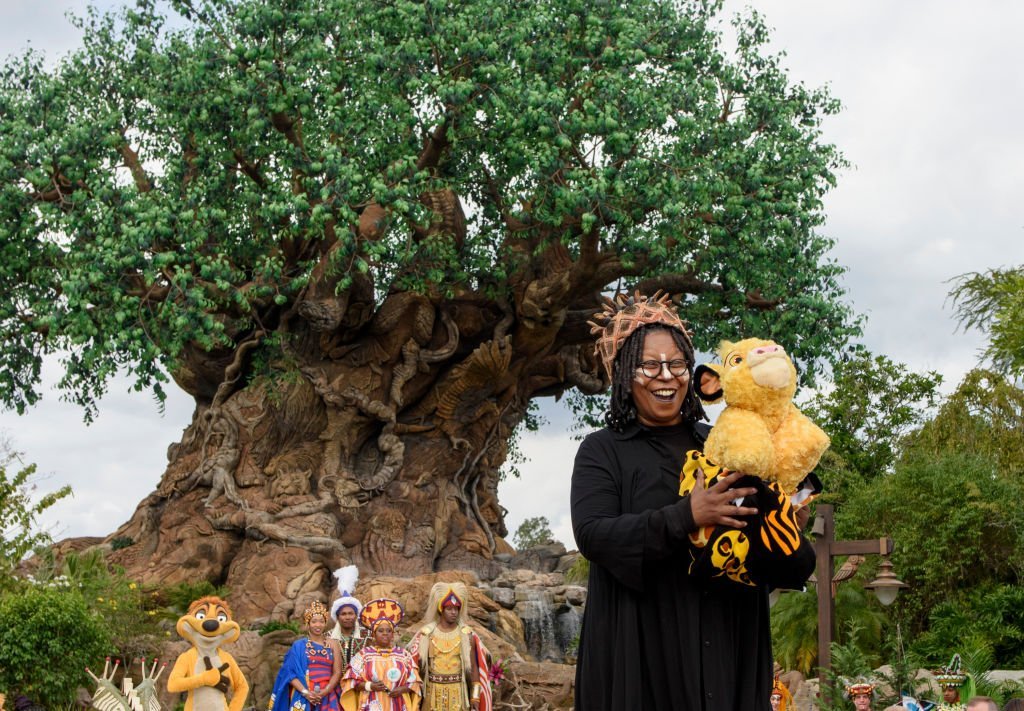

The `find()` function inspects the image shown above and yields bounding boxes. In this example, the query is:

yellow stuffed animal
[167,596,249,711]
[695,337,829,494]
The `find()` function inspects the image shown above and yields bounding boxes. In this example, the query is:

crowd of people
[268,570,491,711]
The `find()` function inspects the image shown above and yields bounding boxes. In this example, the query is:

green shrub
[161,580,230,616]
[258,620,301,636]
[109,536,134,551]
[0,586,110,707]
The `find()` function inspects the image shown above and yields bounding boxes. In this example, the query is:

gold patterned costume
[408,584,492,711]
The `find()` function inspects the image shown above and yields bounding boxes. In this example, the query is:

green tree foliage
[903,368,1024,477]
[841,450,1024,650]
[950,266,1024,376]
[0,442,70,592]
[0,0,858,418]
[803,350,942,486]
[0,586,110,707]
[513,515,555,549]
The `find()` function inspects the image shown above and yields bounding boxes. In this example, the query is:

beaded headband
[588,291,693,379]
[934,654,967,688]
[303,600,329,626]
[360,598,404,632]
[846,682,875,698]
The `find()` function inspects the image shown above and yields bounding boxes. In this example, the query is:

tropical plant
[770,571,886,676]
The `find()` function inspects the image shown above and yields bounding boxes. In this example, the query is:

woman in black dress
[572,292,793,711]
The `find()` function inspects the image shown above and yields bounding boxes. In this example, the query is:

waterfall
[516,589,562,662]
[556,603,582,662]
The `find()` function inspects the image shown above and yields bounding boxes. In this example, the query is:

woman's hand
[389,685,410,697]
[370,680,389,693]
[689,469,758,529]
[307,690,323,705]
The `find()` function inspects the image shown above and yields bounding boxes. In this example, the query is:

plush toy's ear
[694,363,724,403]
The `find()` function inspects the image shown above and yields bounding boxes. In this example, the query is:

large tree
[0,0,856,618]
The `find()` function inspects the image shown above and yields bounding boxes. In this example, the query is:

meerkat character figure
[167,596,249,711]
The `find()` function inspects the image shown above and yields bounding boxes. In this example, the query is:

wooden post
[813,503,894,688]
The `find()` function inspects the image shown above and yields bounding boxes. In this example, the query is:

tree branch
[118,136,152,193]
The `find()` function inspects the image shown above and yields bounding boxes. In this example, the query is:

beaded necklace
[429,625,462,655]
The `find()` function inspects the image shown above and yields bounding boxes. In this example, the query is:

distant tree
[513,516,555,550]
[950,266,1024,376]
[0,440,70,592]
[803,350,942,484]
[0,0,857,589]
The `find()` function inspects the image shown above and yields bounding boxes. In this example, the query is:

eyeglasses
[636,359,690,379]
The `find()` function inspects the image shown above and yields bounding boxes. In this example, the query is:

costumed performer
[935,654,973,711]
[268,600,343,710]
[167,595,249,711]
[845,677,877,711]
[340,598,422,711]
[770,674,793,711]
[409,582,492,711]
[330,565,368,672]
[572,291,786,711]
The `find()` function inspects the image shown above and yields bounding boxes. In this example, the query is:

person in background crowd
[329,565,367,672]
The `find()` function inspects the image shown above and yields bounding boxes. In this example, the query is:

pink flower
[488,660,507,683]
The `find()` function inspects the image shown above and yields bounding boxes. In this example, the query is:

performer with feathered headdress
[329,565,367,671]
[408,582,492,711]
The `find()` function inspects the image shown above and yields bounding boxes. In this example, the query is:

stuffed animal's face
[697,337,797,409]
[176,595,240,647]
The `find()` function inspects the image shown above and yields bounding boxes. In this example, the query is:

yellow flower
[97,597,104,603]
[148,610,157,616]
[129,583,137,590]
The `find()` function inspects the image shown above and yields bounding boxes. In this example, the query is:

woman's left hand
[388,685,410,697]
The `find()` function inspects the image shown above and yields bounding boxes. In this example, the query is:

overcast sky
[1,0,1022,550]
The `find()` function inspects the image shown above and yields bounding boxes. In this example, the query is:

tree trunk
[107,289,599,621]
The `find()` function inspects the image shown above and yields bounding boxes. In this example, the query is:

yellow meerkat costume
[167,596,249,711]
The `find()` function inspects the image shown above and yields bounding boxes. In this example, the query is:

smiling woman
[571,292,772,711]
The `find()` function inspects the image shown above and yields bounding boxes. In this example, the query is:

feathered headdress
[330,565,362,619]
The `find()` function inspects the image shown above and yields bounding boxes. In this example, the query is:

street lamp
[812,503,908,685]
[864,558,908,607]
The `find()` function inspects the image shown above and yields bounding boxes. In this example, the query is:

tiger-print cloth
[679,450,814,589]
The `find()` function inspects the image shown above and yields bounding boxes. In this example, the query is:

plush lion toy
[167,596,249,711]
[694,337,829,494]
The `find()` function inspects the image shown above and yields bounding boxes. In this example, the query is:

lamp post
[813,503,907,686]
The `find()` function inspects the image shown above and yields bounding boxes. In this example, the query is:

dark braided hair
[604,324,707,431]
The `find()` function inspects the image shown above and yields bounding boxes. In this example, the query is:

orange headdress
[771,674,793,711]
[360,598,404,632]
[588,291,693,379]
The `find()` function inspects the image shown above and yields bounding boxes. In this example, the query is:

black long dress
[570,420,781,711]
